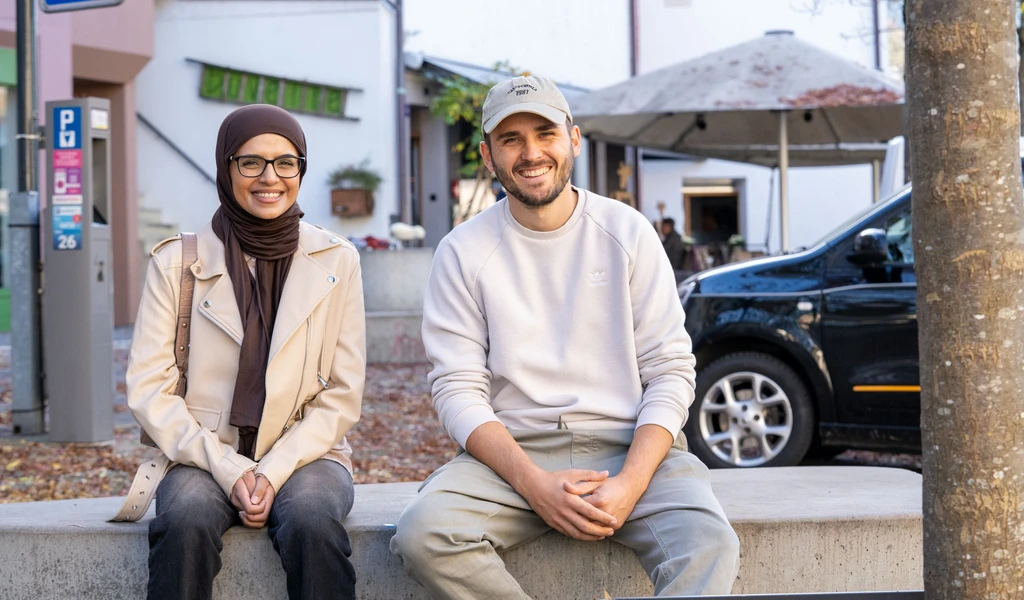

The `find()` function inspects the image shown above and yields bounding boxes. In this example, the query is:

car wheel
[684,352,814,468]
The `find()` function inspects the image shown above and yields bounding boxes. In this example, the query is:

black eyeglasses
[229,154,305,179]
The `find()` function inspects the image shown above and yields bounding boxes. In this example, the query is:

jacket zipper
[317,315,330,390]
[283,317,312,434]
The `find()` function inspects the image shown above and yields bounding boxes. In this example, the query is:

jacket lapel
[267,251,334,362]
[197,277,245,345]
[267,223,341,363]
[193,225,245,345]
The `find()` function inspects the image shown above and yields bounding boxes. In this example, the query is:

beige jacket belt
[110,222,366,522]
[111,455,172,522]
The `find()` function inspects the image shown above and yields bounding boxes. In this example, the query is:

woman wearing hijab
[124,104,364,599]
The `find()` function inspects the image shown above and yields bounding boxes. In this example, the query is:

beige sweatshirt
[422,188,697,448]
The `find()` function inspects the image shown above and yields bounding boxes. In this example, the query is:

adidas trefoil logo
[589,269,608,287]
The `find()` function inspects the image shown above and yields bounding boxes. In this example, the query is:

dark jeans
[147,459,356,600]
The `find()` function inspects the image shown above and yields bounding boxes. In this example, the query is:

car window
[825,197,915,286]
[885,209,913,265]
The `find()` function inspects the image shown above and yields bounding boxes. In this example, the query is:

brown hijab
[212,104,307,459]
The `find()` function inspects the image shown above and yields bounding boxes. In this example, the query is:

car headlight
[678,280,697,307]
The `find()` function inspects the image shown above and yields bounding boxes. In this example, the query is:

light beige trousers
[390,429,740,599]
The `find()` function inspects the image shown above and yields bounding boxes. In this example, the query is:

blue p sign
[54,107,82,150]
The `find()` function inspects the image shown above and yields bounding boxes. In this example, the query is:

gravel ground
[0,340,456,503]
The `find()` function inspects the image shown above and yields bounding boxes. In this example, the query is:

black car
[680,185,919,468]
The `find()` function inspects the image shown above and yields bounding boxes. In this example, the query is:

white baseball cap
[481,76,573,134]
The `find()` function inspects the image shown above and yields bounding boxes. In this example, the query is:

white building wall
[137,123,218,234]
[641,158,872,254]
[403,0,631,89]
[639,156,874,254]
[136,0,397,239]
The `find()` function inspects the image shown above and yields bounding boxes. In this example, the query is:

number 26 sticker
[53,206,83,251]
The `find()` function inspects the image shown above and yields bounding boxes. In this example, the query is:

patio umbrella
[571,30,905,251]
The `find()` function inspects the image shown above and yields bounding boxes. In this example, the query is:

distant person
[661,217,688,282]
[117,104,365,600]
[389,75,738,598]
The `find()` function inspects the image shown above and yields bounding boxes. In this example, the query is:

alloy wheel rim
[698,371,794,467]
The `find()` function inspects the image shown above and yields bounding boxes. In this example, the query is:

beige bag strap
[140,234,197,448]
[174,233,199,397]
[114,234,198,522]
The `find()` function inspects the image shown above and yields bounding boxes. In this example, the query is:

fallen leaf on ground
[0,363,455,503]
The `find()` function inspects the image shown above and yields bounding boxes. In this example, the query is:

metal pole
[778,110,789,252]
[627,0,642,212]
[16,0,36,193]
[872,0,882,71]
[10,0,45,434]
[394,0,409,224]
[594,141,608,197]
[872,158,882,203]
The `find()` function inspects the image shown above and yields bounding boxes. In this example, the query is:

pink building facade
[0,1,153,327]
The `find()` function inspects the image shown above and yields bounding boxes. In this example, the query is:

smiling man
[390,76,740,599]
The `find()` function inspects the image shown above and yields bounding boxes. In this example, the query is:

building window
[191,59,360,121]
[262,77,281,105]
[200,66,226,100]
[242,75,260,104]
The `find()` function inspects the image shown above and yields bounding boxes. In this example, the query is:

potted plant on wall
[328,159,382,218]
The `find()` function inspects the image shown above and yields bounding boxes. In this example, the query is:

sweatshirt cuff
[636,404,686,438]
[449,405,502,448]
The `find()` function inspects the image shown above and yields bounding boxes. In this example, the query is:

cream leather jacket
[127,221,365,496]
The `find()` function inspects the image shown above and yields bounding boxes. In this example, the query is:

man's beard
[494,152,574,208]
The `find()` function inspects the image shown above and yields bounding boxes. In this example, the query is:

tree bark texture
[1019,19,1024,135]
[906,1,1024,598]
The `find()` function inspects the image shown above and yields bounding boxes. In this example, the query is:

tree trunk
[906,1,1024,599]
[1019,21,1024,135]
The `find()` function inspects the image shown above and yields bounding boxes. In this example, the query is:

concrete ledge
[359,248,433,314]
[365,313,424,364]
[0,466,922,599]
[359,246,432,365]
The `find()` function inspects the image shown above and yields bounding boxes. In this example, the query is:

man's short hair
[662,217,675,227]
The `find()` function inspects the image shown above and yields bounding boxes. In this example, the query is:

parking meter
[43,97,114,443]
